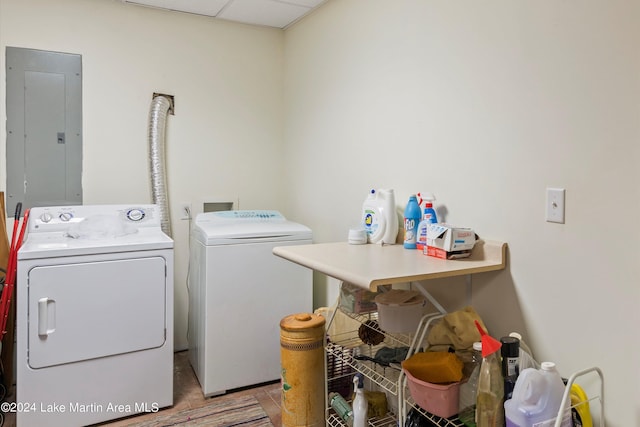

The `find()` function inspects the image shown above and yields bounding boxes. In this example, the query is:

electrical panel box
[6,47,82,216]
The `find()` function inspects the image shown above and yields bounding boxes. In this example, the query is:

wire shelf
[326,342,399,395]
[326,410,398,427]
[405,397,465,427]
[339,309,414,348]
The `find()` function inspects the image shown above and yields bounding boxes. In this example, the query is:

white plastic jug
[361,189,398,245]
[504,362,572,427]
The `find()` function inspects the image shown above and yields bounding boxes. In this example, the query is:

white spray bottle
[352,373,368,427]
[416,193,438,251]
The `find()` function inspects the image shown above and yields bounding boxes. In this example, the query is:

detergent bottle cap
[541,362,556,371]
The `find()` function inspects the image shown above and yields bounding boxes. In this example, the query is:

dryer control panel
[28,205,160,233]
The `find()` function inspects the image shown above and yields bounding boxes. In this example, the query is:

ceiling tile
[218,0,311,28]
[122,0,326,28]
[286,0,326,7]
[125,0,229,16]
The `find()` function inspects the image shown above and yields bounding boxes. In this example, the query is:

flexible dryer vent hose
[148,95,172,237]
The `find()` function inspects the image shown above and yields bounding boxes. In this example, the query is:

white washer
[189,210,312,396]
[17,204,173,427]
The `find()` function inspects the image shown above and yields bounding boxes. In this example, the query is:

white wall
[2,0,639,425]
[284,1,639,426]
[0,0,286,351]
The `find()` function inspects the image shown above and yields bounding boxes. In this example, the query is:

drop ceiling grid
[123,0,328,29]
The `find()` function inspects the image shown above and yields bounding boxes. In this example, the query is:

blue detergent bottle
[403,195,422,249]
[416,193,438,251]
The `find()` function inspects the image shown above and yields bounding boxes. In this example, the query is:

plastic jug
[361,189,398,245]
[504,362,572,427]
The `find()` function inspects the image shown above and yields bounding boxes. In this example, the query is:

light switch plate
[546,188,565,223]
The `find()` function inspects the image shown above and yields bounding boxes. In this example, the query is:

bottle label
[363,209,379,236]
[417,224,427,246]
[329,393,353,421]
[404,217,417,243]
[506,356,518,377]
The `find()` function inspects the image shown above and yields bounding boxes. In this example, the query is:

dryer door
[27,257,167,369]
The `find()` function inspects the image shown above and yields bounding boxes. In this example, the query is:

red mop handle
[4,203,22,279]
[16,208,30,247]
[6,208,29,286]
[0,206,28,337]
[0,204,21,307]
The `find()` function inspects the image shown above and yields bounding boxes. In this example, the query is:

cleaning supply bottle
[362,188,399,245]
[501,336,521,401]
[351,373,368,427]
[416,193,438,250]
[475,321,504,427]
[403,194,421,249]
[458,341,482,427]
[503,362,572,427]
[329,392,354,426]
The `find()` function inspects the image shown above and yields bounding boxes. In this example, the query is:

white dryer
[17,204,173,427]
[188,210,312,396]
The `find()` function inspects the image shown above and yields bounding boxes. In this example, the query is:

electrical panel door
[5,47,82,216]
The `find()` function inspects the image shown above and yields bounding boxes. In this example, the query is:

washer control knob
[127,209,146,221]
[40,213,53,223]
[59,212,73,222]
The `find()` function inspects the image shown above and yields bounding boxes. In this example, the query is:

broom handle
[4,204,23,288]
[6,208,29,286]
[0,205,26,336]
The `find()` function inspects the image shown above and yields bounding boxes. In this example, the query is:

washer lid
[193,210,312,245]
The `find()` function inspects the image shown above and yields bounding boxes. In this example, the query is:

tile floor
[2,351,282,427]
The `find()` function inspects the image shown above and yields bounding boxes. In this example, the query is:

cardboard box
[425,224,476,259]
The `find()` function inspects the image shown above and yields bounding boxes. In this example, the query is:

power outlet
[179,203,191,220]
[545,188,565,223]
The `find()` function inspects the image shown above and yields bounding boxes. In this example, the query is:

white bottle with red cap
[416,193,438,250]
